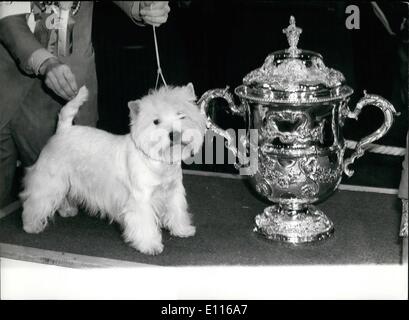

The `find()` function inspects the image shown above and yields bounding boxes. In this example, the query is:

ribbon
[40,2,74,56]
[57,7,71,56]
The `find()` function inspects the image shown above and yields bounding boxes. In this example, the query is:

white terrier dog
[20,84,206,255]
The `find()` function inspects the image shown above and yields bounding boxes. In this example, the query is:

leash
[152,25,168,89]
[128,6,168,90]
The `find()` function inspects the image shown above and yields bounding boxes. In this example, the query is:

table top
[0,172,403,267]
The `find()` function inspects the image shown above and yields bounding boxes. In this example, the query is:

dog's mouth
[169,131,193,147]
[167,143,190,155]
[170,141,189,147]
[163,141,196,162]
[135,127,202,164]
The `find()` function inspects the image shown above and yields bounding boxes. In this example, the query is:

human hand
[140,1,170,27]
[39,57,78,101]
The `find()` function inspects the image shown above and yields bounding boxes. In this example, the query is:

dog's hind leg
[58,197,78,218]
[20,167,68,234]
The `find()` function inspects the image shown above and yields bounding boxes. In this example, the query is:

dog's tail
[57,86,89,132]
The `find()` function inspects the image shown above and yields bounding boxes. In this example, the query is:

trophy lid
[235,16,353,104]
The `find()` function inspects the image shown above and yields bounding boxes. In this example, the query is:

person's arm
[114,1,170,27]
[0,14,78,100]
[0,13,55,75]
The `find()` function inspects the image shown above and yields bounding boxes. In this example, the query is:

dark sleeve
[113,1,145,26]
[0,13,44,74]
[372,2,408,38]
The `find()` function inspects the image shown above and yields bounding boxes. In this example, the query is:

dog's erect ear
[185,83,196,101]
[128,100,140,119]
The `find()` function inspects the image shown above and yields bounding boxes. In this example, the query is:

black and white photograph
[0,0,407,301]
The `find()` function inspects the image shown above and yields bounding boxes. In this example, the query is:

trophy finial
[282,15,302,57]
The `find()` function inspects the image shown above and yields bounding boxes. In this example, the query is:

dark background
[92,0,408,188]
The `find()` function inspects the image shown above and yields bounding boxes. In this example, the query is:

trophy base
[254,204,334,244]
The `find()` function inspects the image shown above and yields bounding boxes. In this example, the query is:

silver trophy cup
[199,16,398,243]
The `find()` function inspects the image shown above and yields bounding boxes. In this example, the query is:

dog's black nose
[169,131,181,143]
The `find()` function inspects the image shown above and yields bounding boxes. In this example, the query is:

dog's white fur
[20,84,206,255]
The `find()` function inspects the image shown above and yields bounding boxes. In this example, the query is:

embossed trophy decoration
[199,16,398,243]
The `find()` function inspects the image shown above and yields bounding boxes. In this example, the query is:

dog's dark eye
[153,119,160,125]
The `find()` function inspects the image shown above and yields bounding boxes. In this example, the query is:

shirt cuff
[131,1,146,26]
[28,48,56,76]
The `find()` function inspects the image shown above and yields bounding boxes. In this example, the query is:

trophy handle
[343,91,400,177]
[198,87,248,169]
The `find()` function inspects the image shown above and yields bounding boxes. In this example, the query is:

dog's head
[128,83,206,164]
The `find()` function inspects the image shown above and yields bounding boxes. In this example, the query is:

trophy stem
[254,203,334,243]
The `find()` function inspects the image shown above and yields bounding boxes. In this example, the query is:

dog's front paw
[58,206,78,218]
[23,221,46,234]
[170,224,196,238]
[136,241,164,255]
